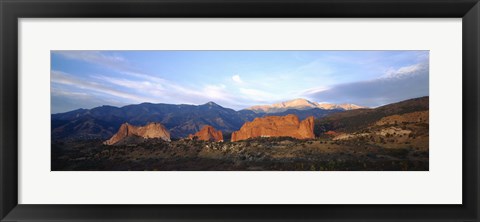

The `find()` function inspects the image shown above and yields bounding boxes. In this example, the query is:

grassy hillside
[314,96,429,135]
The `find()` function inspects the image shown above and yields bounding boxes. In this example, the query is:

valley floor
[51,136,428,171]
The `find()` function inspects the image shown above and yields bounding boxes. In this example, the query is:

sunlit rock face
[104,122,170,145]
[231,114,315,142]
[188,125,223,142]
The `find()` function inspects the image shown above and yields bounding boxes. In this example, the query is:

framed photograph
[1,0,479,221]
[50,50,430,171]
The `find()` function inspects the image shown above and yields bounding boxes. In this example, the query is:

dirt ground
[51,136,428,171]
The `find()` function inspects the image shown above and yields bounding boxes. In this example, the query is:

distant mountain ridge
[52,100,340,141]
[245,98,366,113]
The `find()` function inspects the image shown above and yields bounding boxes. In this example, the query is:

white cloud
[51,87,89,98]
[232,74,243,84]
[382,62,427,79]
[302,60,429,107]
[51,87,128,113]
[94,75,163,91]
[91,72,240,107]
[300,86,330,96]
[53,51,128,70]
[51,70,150,102]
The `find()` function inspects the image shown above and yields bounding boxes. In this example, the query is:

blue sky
[51,50,429,113]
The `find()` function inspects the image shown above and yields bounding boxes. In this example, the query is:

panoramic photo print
[51,50,429,171]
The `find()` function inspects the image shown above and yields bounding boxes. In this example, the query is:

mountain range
[246,98,365,113]
[51,98,347,141]
[51,97,428,142]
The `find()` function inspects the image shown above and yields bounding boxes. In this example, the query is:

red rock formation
[104,122,170,145]
[188,125,223,142]
[231,114,315,142]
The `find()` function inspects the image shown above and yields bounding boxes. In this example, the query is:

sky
[51,50,429,114]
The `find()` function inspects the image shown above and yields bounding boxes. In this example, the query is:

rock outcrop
[188,125,223,142]
[104,122,170,145]
[231,114,315,142]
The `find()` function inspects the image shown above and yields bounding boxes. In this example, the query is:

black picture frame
[1,0,479,221]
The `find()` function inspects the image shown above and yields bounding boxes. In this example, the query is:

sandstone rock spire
[104,122,170,145]
[231,114,315,142]
[188,125,223,142]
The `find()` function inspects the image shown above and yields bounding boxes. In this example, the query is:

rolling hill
[314,96,429,135]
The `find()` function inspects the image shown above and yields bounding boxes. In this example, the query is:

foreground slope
[316,97,429,152]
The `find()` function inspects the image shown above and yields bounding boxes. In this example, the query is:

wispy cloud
[303,60,429,107]
[53,51,269,109]
[52,50,429,112]
[53,51,129,71]
[94,75,165,91]
[299,86,330,96]
[82,72,241,109]
[51,86,129,113]
[381,62,427,79]
[51,70,150,102]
